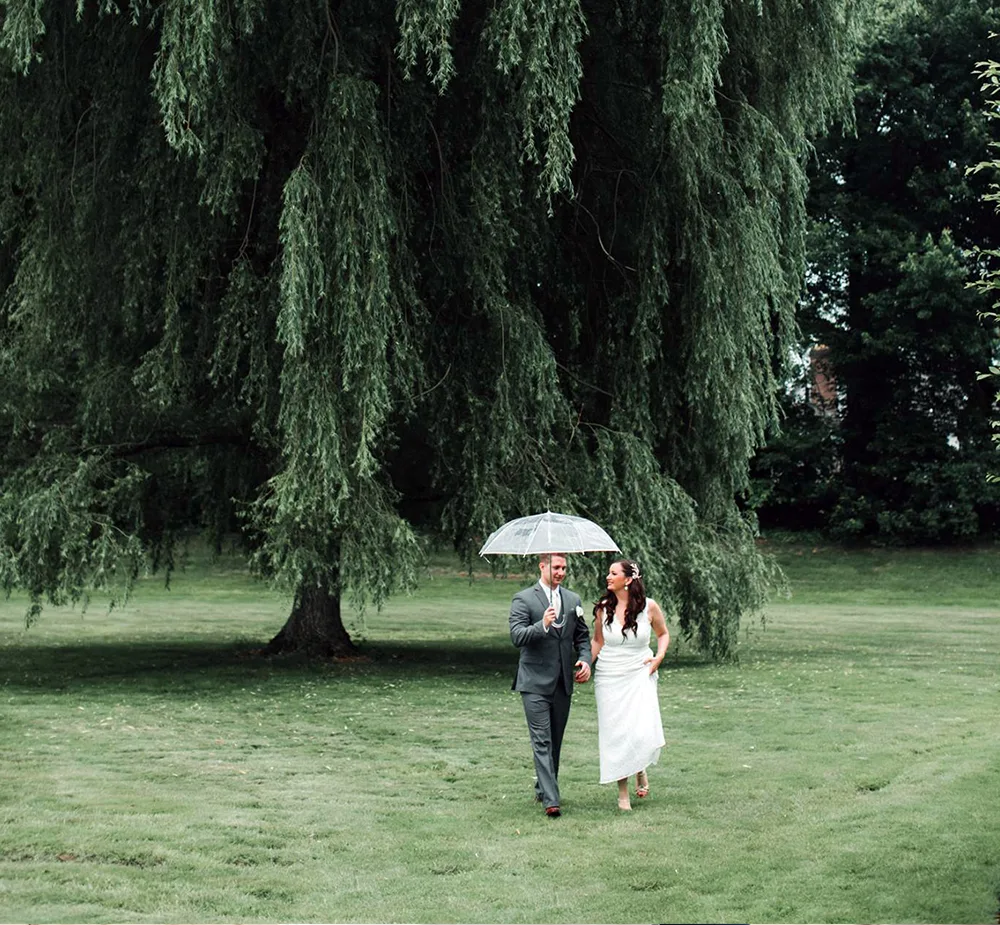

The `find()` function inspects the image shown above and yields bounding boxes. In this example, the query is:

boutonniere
[575,604,584,617]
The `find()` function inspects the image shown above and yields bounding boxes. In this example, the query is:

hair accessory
[630,560,642,580]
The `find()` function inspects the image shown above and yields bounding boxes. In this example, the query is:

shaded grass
[1,544,999,922]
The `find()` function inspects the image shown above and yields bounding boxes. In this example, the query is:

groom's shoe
[545,806,561,818]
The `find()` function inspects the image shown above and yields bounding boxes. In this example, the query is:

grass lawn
[2,540,999,923]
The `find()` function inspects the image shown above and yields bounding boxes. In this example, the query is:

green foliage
[485,0,586,198]
[583,431,781,661]
[0,0,46,74]
[968,55,1000,479]
[829,230,1000,542]
[759,0,1000,543]
[750,393,842,530]
[0,0,870,657]
[396,0,461,91]
[0,440,146,622]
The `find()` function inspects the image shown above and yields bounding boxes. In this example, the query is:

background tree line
[751,0,1000,545]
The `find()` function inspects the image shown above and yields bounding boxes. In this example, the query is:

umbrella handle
[546,573,565,629]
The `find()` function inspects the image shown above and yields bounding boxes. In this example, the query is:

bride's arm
[590,609,605,663]
[646,600,670,673]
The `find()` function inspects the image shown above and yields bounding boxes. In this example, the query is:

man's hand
[574,660,591,683]
[542,605,558,629]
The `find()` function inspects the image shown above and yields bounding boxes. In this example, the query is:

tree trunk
[264,578,357,657]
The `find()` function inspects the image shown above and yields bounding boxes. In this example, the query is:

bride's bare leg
[617,778,631,811]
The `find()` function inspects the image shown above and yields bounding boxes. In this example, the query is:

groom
[509,553,592,818]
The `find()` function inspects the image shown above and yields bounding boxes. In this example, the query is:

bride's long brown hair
[593,559,646,638]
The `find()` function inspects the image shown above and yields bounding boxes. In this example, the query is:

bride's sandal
[635,770,649,798]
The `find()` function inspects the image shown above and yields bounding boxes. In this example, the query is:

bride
[591,559,669,811]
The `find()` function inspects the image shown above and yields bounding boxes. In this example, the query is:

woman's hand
[643,655,661,675]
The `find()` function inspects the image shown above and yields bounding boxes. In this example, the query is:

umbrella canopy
[478,511,621,558]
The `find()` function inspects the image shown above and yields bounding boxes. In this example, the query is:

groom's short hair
[538,552,567,566]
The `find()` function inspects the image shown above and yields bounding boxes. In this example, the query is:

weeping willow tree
[0,0,868,659]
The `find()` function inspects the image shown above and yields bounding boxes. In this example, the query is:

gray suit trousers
[521,686,571,809]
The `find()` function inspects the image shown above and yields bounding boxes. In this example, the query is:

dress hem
[599,746,663,784]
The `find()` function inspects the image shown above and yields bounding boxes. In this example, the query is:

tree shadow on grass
[2,636,717,695]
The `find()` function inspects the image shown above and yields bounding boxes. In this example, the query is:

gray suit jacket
[510,583,592,695]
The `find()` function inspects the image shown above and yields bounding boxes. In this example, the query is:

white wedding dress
[593,601,665,784]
